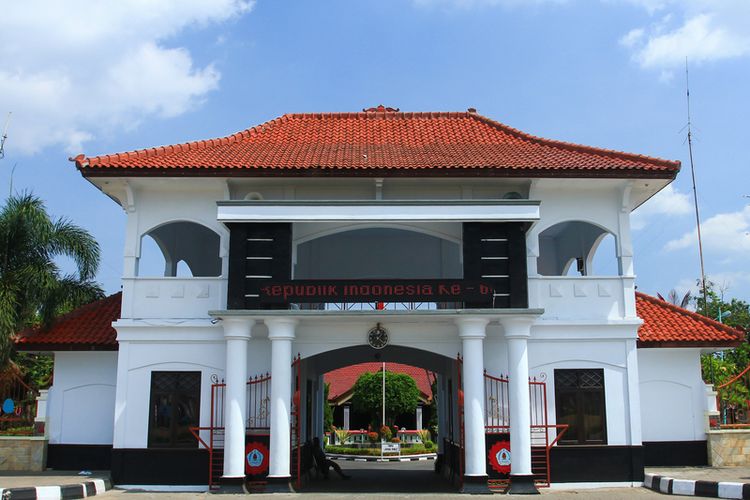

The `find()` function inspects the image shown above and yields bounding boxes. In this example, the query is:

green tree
[324,382,333,432]
[695,281,750,394]
[351,370,420,426]
[0,193,103,371]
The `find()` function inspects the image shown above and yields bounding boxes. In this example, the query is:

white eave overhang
[216,200,541,223]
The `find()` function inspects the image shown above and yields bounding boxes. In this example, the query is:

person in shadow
[312,436,351,480]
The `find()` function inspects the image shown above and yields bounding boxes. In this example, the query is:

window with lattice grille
[554,369,606,445]
[148,371,201,448]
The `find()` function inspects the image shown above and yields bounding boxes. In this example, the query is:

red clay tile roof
[13,291,740,351]
[14,293,120,351]
[636,292,744,347]
[73,106,680,179]
[325,362,435,403]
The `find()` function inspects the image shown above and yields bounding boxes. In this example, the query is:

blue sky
[1,0,749,303]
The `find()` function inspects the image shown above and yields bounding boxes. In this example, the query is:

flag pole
[382,362,386,428]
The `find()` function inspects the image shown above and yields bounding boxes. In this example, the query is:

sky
[1,0,749,304]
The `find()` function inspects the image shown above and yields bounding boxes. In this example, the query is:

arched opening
[294,228,461,280]
[537,221,618,276]
[296,345,459,493]
[138,221,222,277]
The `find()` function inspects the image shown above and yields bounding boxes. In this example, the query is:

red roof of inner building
[14,293,120,351]
[73,106,680,179]
[636,292,744,347]
[325,362,435,403]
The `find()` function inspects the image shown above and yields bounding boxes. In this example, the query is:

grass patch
[325,445,434,456]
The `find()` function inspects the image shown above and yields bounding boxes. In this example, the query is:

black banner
[259,279,494,304]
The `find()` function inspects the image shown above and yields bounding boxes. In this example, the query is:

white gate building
[17,106,742,493]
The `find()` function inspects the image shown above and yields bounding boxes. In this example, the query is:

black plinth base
[460,475,492,494]
[265,476,293,493]
[215,476,246,494]
[508,474,540,495]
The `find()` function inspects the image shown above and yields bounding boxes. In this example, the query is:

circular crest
[488,440,511,475]
[245,441,270,475]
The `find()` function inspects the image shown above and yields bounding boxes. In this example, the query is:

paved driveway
[102,460,662,498]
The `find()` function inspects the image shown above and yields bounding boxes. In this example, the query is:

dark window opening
[148,371,201,448]
[554,369,606,445]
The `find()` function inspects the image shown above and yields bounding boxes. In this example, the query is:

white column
[343,405,351,430]
[416,406,423,431]
[437,375,446,454]
[625,338,642,445]
[112,339,131,449]
[34,389,48,437]
[266,318,297,479]
[456,317,489,478]
[221,318,253,480]
[501,317,534,479]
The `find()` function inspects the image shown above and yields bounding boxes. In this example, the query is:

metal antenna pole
[686,60,714,386]
[685,60,708,309]
[0,112,11,160]
[9,163,17,196]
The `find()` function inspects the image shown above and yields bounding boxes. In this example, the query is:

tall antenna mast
[685,59,708,309]
[0,112,11,160]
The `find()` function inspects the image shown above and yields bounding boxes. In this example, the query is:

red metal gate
[456,354,465,488]
[716,364,750,427]
[484,371,567,489]
[0,372,38,435]
[190,373,272,490]
[290,354,302,489]
[189,378,226,490]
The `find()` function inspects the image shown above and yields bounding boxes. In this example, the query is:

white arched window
[138,221,222,277]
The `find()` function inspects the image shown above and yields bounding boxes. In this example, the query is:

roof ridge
[636,291,744,339]
[467,112,681,170]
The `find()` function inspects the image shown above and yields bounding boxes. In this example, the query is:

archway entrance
[292,345,463,493]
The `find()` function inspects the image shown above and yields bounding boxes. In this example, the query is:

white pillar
[625,338,642,445]
[416,405,423,431]
[34,389,48,437]
[501,316,537,493]
[437,375,446,454]
[266,318,297,479]
[343,405,351,430]
[221,318,253,481]
[456,317,489,480]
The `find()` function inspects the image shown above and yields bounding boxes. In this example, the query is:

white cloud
[620,1,750,69]
[0,0,253,155]
[620,28,645,48]
[664,205,750,253]
[705,271,750,293]
[631,184,692,230]
[417,0,750,70]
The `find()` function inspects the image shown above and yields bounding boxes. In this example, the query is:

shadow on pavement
[299,460,457,493]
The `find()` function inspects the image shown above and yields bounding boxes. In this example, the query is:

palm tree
[0,193,103,368]
[657,289,692,309]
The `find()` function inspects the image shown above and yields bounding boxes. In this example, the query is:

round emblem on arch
[367,323,389,350]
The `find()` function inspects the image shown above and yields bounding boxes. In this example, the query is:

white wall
[638,348,706,442]
[528,337,633,446]
[112,324,227,449]
[48,352,118,445]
